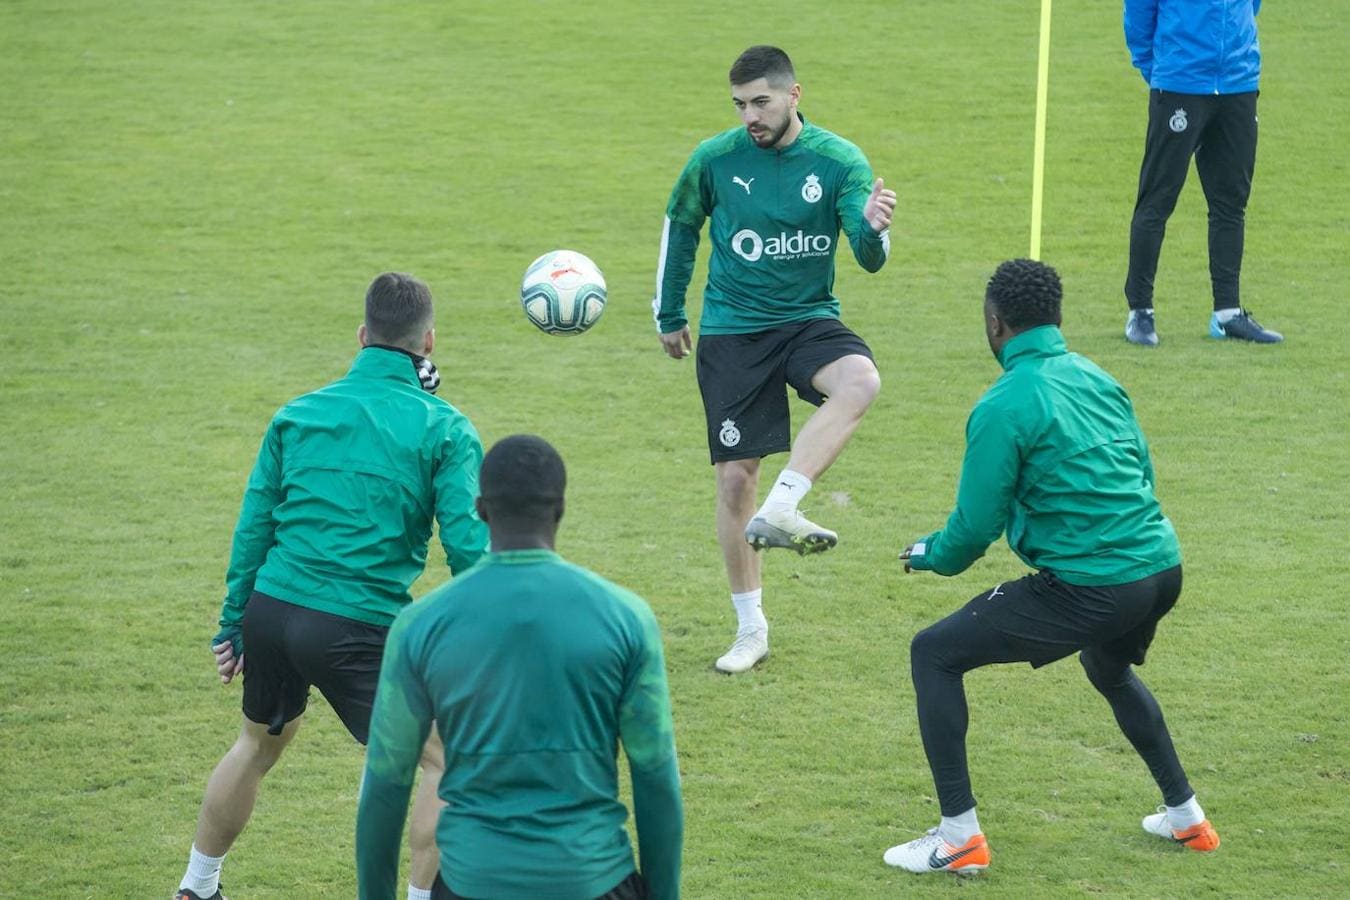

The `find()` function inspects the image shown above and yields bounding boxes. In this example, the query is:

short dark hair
[479,435,566,523]
[986,259,1062,331]
[364,272,434,350]
[729,45,795,88]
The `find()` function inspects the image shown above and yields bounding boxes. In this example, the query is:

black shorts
[695,317,873,463]
[947,565,1183,669]
[241,592,389,744]
[433,869,648,900]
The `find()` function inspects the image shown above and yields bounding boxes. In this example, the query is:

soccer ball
[520,250,607,335]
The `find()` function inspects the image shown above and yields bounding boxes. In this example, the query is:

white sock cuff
[730,589,766,632]
[188,846,225,868]
[777,469,812,491]
[939,806,981,843]
[1214,307,1241,322]
[408,886,433,900]
[181,846,226,894]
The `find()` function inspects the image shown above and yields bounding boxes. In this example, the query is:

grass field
[2,1,1348,897]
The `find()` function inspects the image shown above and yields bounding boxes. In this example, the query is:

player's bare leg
[746,354,880,553]
[790,354,881,477]
[408,731,447,890]
[715,458,769,673]
[192,716,302,855]
[177,716,302,898]
[717,458,761,593]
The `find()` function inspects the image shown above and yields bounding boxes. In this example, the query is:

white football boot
[1142,807,1221,851]
[744,508,837,554]
[883,828,990,875]
[714,628,768,674]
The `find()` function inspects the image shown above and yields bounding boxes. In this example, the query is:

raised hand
[864,177,897,233]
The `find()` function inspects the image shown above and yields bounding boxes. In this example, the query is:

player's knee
[851,363,881,407]
[235,731,289,772]
[716,459,758,499]
[909,625,947,674]
[1132,204,1173,230]
[1079,649,1127,694]
[1206,202,1246,225]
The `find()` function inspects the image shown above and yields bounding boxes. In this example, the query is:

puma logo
[732,176,755,194]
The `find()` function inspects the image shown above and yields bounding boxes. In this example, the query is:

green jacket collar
[998,325,1067,371]
[348,346,422,386]
[484,548,561,565]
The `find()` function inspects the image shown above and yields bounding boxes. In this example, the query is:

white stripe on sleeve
[652,216,672,331]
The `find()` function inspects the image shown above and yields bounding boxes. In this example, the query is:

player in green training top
[357,435,683,900]
[884,260,1218,876]
[652,45,897,674]
[174,273,488,900]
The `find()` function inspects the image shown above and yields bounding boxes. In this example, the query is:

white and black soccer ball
[520,250,607,335]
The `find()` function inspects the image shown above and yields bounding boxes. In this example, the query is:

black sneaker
[175,887,226,900]
[1209,308,1283,343]
[1125,309,1159,346]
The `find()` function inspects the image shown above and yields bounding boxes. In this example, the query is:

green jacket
[654,115,888,335]
[356,549,682,900]
[908,326,1180,585]
[217,347,488,641]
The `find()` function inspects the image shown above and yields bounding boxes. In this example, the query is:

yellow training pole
[1030,0,1052,259]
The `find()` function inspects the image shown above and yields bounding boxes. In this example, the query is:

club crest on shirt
[1169,108,1189,133]
[801,173,823,203]
[719,418,741,448]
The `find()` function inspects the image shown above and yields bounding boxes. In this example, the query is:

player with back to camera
[356,435,683,900]
[174,273,488,900]
[884,259,1219,875]
[652,45,897,674]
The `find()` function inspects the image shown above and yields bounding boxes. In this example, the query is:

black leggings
[909,566,1193,816]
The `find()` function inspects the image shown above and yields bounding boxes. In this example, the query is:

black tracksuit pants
[909,566,1194,817]
[1125,90,1259,312]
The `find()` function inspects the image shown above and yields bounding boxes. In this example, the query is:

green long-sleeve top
[218,347,488,637]
[907,326,1180,585]
[356,549,683,900]
[653,115,889,336]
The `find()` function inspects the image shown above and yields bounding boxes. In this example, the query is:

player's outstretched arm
[904,402,1020,576]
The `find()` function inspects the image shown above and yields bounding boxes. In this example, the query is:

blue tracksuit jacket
[1124,0,1261,95]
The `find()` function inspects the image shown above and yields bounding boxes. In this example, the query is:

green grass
[2,1,1347,897]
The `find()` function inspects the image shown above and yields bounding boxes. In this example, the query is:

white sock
[1214,307,1241,323]
[1132,307,1154,317]
[757,469,812,517]
[179,845,225,896]
[731,589,767,633]
[408,885,433,900]
[1165,795,1205,829]
[938,807,981,844]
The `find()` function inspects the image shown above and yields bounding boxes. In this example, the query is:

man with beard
[651,45,896,674]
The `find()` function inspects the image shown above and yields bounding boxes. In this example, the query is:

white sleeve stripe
[652,216,672,327]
